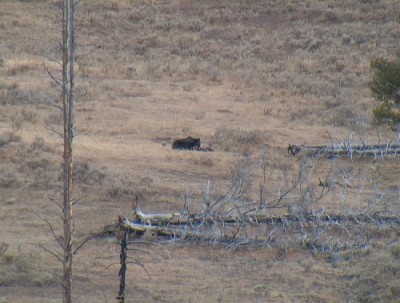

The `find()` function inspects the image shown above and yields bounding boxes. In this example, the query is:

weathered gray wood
[117,210,399,234]
[116,217,128,303]
[61,1,75,302]
[289,143,400,159]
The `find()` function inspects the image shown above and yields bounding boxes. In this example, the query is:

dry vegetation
[0,0,400,302]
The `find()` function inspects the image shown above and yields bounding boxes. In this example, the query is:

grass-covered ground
[0,0,399,302]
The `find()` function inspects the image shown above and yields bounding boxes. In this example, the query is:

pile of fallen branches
[106,149,399,254]
[113,205,399,252]
[112,208,399,303]
[110,149,400,301]
[110,135,400,301]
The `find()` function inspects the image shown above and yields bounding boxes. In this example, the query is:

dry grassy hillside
[1,0,400,302]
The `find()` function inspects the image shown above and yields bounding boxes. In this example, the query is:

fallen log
[120,217,213,239]
[125,209,400,230]
[288,143,400,159]
[134,206,240,225]
[100,210,400,258]
[135,207,182,225]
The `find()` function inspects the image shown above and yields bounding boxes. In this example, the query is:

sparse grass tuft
[0,172,19,188]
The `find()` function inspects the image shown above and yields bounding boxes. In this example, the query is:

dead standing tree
[40,0,77,301]
[60,0,75,302]
[41,1,104,295]
[40,1,77,300]
[116,217,128,303]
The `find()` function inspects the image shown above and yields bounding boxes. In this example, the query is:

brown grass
[1,0,400,302]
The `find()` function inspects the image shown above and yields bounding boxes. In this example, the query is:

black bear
[172,136,201,150]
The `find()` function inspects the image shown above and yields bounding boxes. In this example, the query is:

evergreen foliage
[370,57,400,124]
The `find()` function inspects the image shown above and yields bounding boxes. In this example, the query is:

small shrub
[254,284,270,296]
[328,252,341,268]
[20,108,38,124]
[372,103,400,125]
[6,197,16,205]
[72,162,106,185]
[6,64,30,76]
[331,107,357,126]
[391,285,400,297]
[206,66,222,83]
[30,137,50,152]
[45,113,62,125]
[0,87,40,105]
[358,0,379,4]
[389,243,400,258]
[106,185,132,199]
[379,261,399,275]
[195,111,205,120]
[179,18,204,32]
[0,173,19,188]
[370,57,400,124]
[0,244,9,258]
[24,159,51,171]
[324,11,340,23]
[0,132,20,147]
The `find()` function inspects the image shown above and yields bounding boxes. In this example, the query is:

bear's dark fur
[172,136,201,150]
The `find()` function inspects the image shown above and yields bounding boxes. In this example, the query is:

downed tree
[128,207,400,227]
[108,150,400,301]
[105,207,400,252]
[105,169,399,250]
[111,207,399,302]
[109,153,400,301]
[287,143,400,160]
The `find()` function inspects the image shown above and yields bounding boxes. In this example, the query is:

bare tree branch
[126,256,152,279]
[33,210,64,250]
[38,244,64,264]
[73,232,104,255]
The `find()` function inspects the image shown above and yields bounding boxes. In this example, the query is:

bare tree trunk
[117,217,128,303]
[61,0,75,302]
